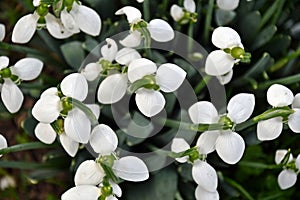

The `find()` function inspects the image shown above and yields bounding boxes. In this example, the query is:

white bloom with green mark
[257,84,300,141]
[170,0,196,24]
[188,93,255,164]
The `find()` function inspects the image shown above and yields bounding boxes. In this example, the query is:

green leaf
[125,112,153,146]
[262,34,291,56]
[60,41,85,70]
[124,167,178,200]
[243,53,273,78]
[239,11,261,42]
[250,25,277,50]
[215,9,236,26]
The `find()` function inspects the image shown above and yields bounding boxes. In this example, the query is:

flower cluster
[12,0,101,43]
[170,0,197,24]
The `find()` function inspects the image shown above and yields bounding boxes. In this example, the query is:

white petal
[295,154,300,170]
[188,101,219,124]
[106,196,118,200]
[40,87,59,98]
[70,4,101,36]
[34,123,56,144]
[275,149,293,165]
[288,109,300,133]
[119,31,142,48]
[45,13,73,39]
[61,73,88,101]
[267,84,294,107]
[112,156,149,182]
[32,94,61,123]
[61,9,80,34]
[115,48,141,66]
[171,138,190,163]
[1,79,23,113]
[127,58,157,83]
[115,6,142,24]
[216,69,233,85]
[81,62,102,81]
[195,185,219,200]
[196,131,219,154]
[135,89,165,117]
[74,160,105,186]
[156,63,186,93]
[227,93,255,124]
[205,50,235,76]
[184,0,196,12]
[64,108,91,144]
[0,24,5,41]
[12,13,39,43]
[0,134,8,157]
[217,0,240,11]
[170,5,184,22]
[277,169,297,190]
[89,124,118,155]
[0,56,9,70]
[33,0,40,7]
[257,117,283,141]
[211,27,241,49]
[215,131,245,164]
[86,104,100,119]
[97,73,128,104]
[101,38,118,62]
[148,19,174,42]
[292,93,300,109]
[110,181,122,197]
[59,133,79,157]
[11,58,43,80]
[192,160,218,192]
[61,185,100,200]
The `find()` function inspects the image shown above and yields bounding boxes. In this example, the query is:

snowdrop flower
[170,0,197,24]
[62,156,149,200]
[0,134,8,157]
[32,73,100,157]
[81,38,141,104]
[188,93,255,164]
[0,23,5,41]
[115,6,174,47]
[205,27,250,85]
[217,0,240,11]
[257,84,300,141]
[12,1,101,43]
[274,149,300,190]
[171,138,219,200]
[0,175,16,190]
[127,58,186,117]
[0,56,43,113]
[136,0,144,3]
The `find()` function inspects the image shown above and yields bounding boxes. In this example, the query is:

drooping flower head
[205,27,250,85]
[170,0,197,24]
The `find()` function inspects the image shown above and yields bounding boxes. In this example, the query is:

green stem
[0,142,56,155]
[203,0,214,43]
[163,119,226,132]
[66,97,99,126]
[143,0,150,22]
[187,21,194,53]
[194,75,211,94]
[223,176,255,200]
[238,161,281,169]
[0,160,61,170]
[269,48,300,72]
[257,73,300,90]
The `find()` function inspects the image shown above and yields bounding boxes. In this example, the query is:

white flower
[32,0,40,7]
[0,56,43,113]
[171,138,219,200]
[217,0,240,11]
[0,175,16,190]
[188,93,255,164]
[275,149,300,190]
[116,6,174,47]
[136,0,144,3]
[62,185,101,200]
[93,38,141,104]
[61,2,101,36]
[170,0,196,22]
[0,134,8,157]
[32,73,99,157]
[0,23,5,41]
[257,84,300,141]
[127,58,186,117]
[205,27,243,85]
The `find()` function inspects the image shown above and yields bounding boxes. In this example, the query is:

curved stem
[223,176,255,200]
[0,142,56,155]
[257,73,300,90]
